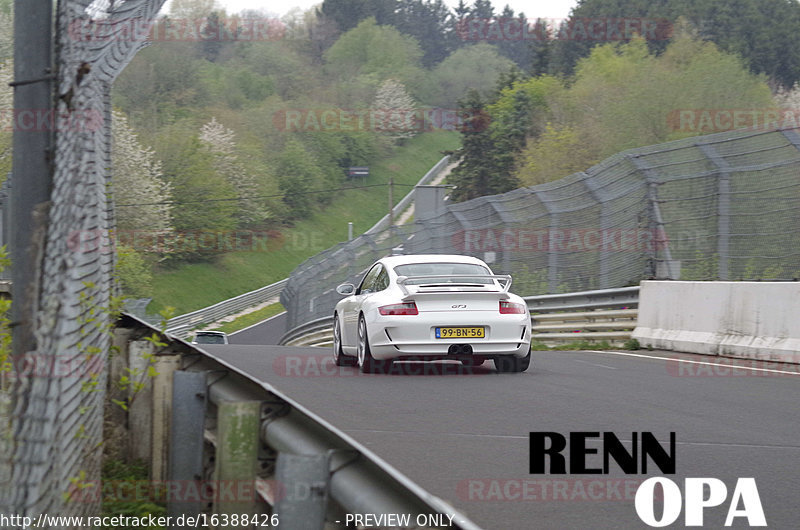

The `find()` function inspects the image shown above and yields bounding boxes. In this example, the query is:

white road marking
[584,350,800,377]
[229,310,286,336]
[573,359,618,370]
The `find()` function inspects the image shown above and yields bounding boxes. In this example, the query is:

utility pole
[388,176,394,227]
[10,0,54,357]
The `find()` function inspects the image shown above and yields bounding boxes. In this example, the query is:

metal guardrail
[280,316,334,347]
[526,286,639,345]
[114,313,482,529]
[165,278,288,339]
[278,286,640,347]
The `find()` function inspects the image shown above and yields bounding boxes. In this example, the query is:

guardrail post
[152,355,181,482]
[168,371,208,523]
[273,453,330,529]
[214,400,262,516]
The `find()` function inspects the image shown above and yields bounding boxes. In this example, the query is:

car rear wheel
[357,315,388,373]
[333,315,355,366]
[494,348,531,373]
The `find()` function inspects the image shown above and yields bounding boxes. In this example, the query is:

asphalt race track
[202,344,800,529]
[227,312,287,345]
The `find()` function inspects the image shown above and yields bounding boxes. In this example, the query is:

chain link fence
[281,127,800,331]
[1,0,166,519]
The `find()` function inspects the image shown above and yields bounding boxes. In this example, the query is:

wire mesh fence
[281,126,800,331]
[1,0,166,519]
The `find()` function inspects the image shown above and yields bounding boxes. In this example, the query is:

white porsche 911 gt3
[332,254,532,373]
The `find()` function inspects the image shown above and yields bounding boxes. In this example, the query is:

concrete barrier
[632,281,800,363]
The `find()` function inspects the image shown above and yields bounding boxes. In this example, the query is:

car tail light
[499,300,526,314]
[379,302,419,315]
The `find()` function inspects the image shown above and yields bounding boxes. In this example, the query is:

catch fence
[282,127,800,330]
[2,0,167,519]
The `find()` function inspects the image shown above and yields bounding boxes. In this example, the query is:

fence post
[10,0,54,358]
[697,143,730,280]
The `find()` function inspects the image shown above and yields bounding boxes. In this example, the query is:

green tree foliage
[319,0,396,34]
[275,138,326,220]
[152,123,238,236]
[115,245,154,299]
[423,43,514,107]
[323,17,425,96]
[448,89,519,202]
[392,0,459,67]
[550,0,800,88]
[516,35,773,186]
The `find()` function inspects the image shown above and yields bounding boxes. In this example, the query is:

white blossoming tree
[199,117,269,224]
[373,78,417,143]
[111,110,173,233]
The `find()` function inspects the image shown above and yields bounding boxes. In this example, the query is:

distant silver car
[333,254,532,373]
[192,330,229,345]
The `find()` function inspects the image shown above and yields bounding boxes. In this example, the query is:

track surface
[228,312,287,345]
[203,344,800,529]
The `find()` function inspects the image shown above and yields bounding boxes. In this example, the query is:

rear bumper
[365,310,531,361]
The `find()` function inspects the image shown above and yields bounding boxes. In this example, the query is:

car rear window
[394,263,493,284]
[195,333,226,344]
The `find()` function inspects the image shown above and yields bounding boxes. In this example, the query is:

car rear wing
[396,274,512,296]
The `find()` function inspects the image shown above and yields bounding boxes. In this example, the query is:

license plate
[435,327,485,339]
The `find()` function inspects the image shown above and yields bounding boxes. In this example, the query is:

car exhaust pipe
[448,344,473,355]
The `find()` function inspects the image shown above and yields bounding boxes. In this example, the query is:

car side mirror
[336,283,355,295]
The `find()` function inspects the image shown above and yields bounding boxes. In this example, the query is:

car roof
[196,331,226,336]
[378,254,488,268]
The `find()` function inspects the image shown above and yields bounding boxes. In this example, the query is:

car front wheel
[333,314,355,366]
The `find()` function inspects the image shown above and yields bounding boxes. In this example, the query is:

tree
[111,110,173,233]
[448,89,519,202]
[423,43,514,107]
[275,138,325,220]
[152,122,238,239]
[372,79,417,143]
[549,0,800,88]
[115,245,154,299]
[318,0,395,34]
[199,117,270,225]
[392,0,458,67]
[517,34,773,185]
[169,0,218,20]
[323,17,425,93]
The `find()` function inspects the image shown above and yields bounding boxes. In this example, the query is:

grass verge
[210,302,285,334]
[531,339,640,351]
[101,459,166,529]
[150,131,460,314]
